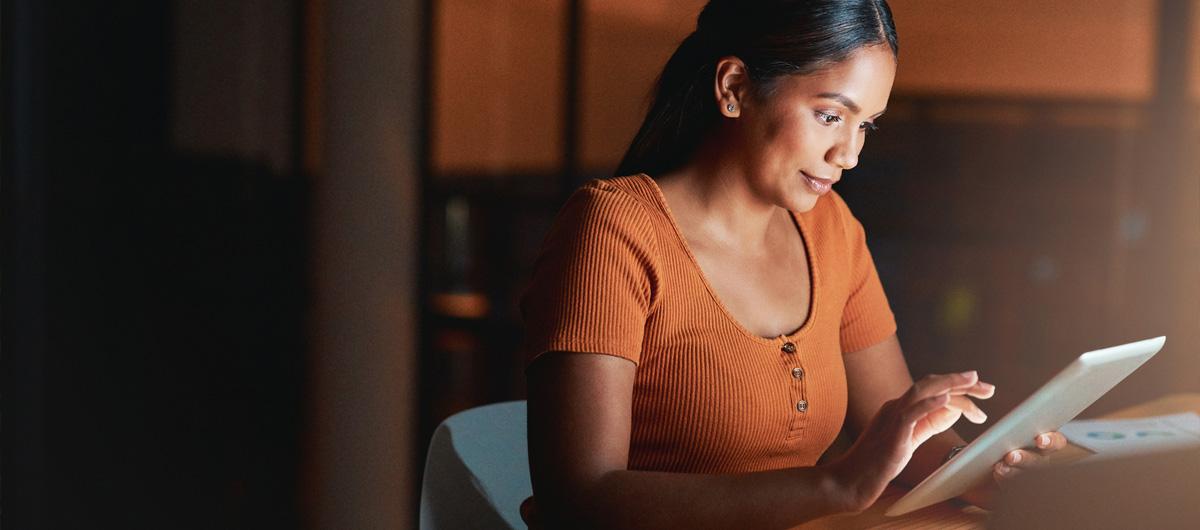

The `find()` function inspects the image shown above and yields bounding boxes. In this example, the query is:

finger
[910,371,978,399]
[951,381,995,400]
[1004,449,1042,469]
[993,460,1024,481]
[911,402,962,445]
[993,461,1014,481]
[946,395,988,424]
[902,393,950,424]
[909,371,979,402]
[1034,431,1069,451]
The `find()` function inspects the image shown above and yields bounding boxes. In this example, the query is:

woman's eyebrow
[816,92,886,118]
[817,92,861,113]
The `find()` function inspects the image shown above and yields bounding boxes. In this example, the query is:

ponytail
[615,32,720,177]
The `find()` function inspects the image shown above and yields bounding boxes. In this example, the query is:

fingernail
[961,370,977,378]
[996,464,1009,475]
[1038,434,1050,447]
[1010,451,1022,464]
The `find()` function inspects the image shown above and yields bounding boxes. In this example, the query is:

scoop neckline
[635,173,819,346]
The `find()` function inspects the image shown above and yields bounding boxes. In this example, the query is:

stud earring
[726,103,736,113]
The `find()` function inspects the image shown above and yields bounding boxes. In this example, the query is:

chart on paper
[1060,412,1200,459]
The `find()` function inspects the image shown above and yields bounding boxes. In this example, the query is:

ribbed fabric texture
[521,174,896,473]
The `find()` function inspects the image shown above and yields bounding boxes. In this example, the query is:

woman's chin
[786,193,821,213]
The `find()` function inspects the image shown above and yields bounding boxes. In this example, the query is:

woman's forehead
[768,47,896,113]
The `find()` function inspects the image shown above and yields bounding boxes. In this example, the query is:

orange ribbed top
[522,174,896,472]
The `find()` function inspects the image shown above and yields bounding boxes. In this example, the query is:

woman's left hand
[992,431,1069,480]
[958,431,1070,509]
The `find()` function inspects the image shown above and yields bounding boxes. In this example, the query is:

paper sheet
[1060,412,1200,460]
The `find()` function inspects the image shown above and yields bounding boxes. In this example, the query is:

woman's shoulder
[561,174,664,228]
[576,174,661,210]
[547,175,667,246]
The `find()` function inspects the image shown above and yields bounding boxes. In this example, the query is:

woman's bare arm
[527,351,978,529]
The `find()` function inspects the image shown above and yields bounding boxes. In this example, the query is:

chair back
[419,400,531,529]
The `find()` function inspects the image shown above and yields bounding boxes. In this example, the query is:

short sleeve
[519,181,660,368]
[836,199,897,353]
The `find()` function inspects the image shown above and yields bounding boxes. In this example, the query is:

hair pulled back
[615,0,898,177]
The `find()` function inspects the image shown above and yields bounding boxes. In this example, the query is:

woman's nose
[827,133,860,170]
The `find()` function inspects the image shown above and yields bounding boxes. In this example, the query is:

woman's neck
[654,155,783,254]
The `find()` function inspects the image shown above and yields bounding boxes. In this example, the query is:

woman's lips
[801,171,834,195]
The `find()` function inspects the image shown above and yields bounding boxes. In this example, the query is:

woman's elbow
[529,469,631,529]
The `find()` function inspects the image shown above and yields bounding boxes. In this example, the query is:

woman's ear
[714,56,750,118]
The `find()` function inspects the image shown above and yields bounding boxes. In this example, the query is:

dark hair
[615,0,898,177]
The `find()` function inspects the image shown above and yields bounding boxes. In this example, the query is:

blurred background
[3,0,1197,528]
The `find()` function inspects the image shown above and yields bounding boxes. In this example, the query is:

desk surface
[797,393,1200,530]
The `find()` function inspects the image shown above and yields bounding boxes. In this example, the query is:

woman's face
[732,45,897,213]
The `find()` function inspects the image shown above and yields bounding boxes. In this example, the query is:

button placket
[781,339,809,433]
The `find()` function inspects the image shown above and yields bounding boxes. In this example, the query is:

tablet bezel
[884,336,1166,517]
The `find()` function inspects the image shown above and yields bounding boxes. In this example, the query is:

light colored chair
[419,400,532,529]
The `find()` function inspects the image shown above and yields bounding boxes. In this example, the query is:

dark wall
[4,1,308,528]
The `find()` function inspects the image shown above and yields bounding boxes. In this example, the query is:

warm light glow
[584,0,703,26]
[581,0,705,171]
[1192,0,1200,101]
[433,0,566,174]
[430,292,491,320]
[888,0,1157,100]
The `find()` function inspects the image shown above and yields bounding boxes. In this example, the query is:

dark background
[4,1,1197,528]
[5,1,310,528]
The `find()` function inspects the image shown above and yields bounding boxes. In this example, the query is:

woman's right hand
[827,371,994,511]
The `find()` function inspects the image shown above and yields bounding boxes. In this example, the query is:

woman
[521,1,1066,527]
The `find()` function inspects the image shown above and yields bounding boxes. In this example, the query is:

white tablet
[884,336,1166,517]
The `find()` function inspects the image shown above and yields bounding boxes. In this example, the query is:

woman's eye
[860,121,880,134]
[816,112,842,125]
